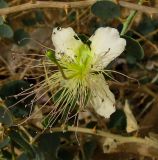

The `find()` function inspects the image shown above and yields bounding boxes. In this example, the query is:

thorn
[92,126,97,133]
[61,123,68,132]
[64,4,69,15]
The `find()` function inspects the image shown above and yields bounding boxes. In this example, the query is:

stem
[44,126,158,158]
[11,141,16,160]
[46,50,70,80]
[56,62,70,80]
[120,0,144,35]
[0,1,158,15]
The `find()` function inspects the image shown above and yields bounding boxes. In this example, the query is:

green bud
[46,50,57,64]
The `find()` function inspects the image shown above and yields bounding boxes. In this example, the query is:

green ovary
[61,44,94,82]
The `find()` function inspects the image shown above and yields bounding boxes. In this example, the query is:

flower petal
[90,27,126,67]
[52,27,83,58]
[91,75,116,118]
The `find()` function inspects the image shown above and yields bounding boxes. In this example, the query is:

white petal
[90,27,126,67]
[52,27,83,58]
[91,75,116,118]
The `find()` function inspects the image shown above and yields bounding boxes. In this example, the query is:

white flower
[90,27,126,67]
[51,27,126,119]
[52,27,83,59]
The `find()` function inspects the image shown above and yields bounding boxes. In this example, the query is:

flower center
[61,44,93,81]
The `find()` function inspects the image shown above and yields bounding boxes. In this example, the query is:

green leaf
[0,0,8,8]
[37,133,61,159]
[22,18,37,26]
[0,105,13,126]
[0,80,35,118]
[0,16,4,25]
[9,130,35,158]
[17,153,29,160]
[86,121,97,129]
[0,24,13,38]
[136,15,155,35]
[17,148,45,160]
[68,11,76,22]
[123,35,144,64]
[35,10,44,23]
[1,150,12,159]
[46,50,57,64]
[139,76,151,84]
[91,0,120,20]
[108,109,127,131]
[57,146,75,160]
[84,139,96,160]
[0,137,10,149]
[14,29,30,46]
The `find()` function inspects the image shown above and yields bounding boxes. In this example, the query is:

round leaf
[0,0,8,8]
[0,105,13,126]
[108,109,127,131]
[37,133,61,159]
[22,18,37,26]
[9,130,35,157]
[91,0,120,20]
[14,29,30,46]
[35,10,44,23]
[0,137,10,149]
[0,80,35,118]
[123,35,144,64]
[0,24,13,38]
[84,139,96,160]
[57,146,75,160]
[0,16,4,25]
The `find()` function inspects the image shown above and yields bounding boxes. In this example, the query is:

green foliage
[0,137,10,149]
[108,109,127,131]
[17,151,44,160]
[22,18,37,26]
[0,24,13,38]
[0,0,8,8]
[10,130,44,160]
[123,35,144,64]
[91,0,120,20]
[0,80,35,118]
[22,10,44,26]
[0,150,12,160]
[14,29,30,46]
[0,105,13,126]
[83,139,96,160]
[35,10,44,23]
[86,121,97,129]
[10,130,34,157]
[68,11,76,22]
[17,153,30,160]
[46,50,57,63]
[0,0,156,159]
[0,17,3,25]
[0,1,14,39]
[136,15,156,35]
[57,146,75,160]
[37,133,61,159]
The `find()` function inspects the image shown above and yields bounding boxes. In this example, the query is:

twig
[121,0,144,35]
[111,81,158,99]
[0,0,158,15]
[45,126,158,158]
[131,29,158,52]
